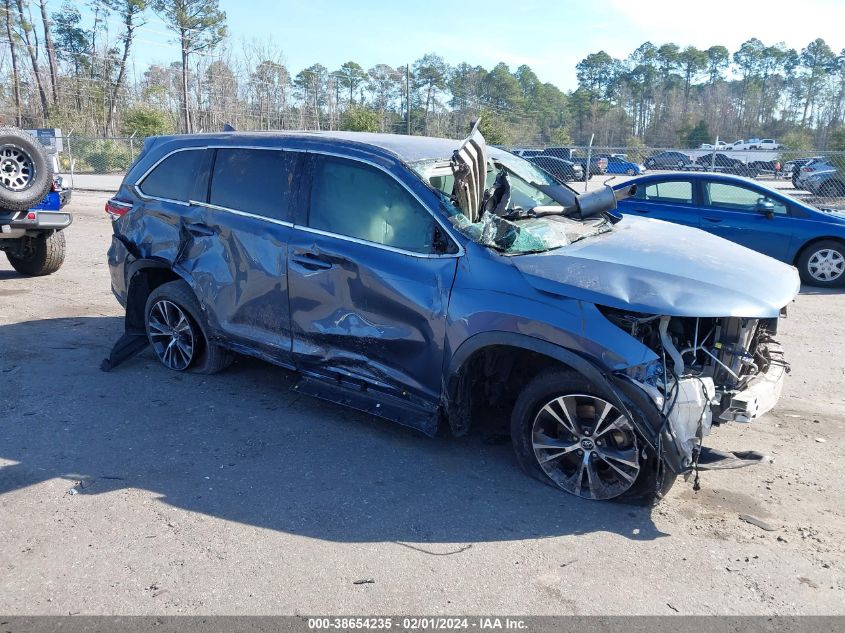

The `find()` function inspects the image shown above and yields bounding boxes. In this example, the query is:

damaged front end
[603,307,789,471]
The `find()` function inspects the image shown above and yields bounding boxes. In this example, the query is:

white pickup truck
[728,138,780,151]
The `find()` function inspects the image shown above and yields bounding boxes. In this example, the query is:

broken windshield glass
[413,152,611,254]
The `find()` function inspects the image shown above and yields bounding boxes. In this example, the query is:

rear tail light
[105,198,132,221]
[801,166,815,173]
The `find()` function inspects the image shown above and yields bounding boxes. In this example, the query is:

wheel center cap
[580,438,595,451]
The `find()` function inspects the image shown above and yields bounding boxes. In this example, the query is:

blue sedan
[598,153,645,176]
[612,172,845,287]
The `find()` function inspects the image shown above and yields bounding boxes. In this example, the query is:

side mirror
[756,198,775,219]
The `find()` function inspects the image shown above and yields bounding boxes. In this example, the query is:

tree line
[573,39,845,150]
[1,0,844,151]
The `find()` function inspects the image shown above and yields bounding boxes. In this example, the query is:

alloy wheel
[531,394,640,500]
[0,144,35,191]
[807,248,845,283]
[147,299,196,370]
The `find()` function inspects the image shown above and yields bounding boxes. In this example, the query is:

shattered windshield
[412,152,612,255]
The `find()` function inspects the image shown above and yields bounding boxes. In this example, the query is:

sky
[110,0,845,90]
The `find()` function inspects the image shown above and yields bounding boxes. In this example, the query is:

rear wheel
[511,369,671,502]
[144,280,234,373]
[5,231,65,276]
[797,240,845,287]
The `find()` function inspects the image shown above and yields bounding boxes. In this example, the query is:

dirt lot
[1,190,844,615]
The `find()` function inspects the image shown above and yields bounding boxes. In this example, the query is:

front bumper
[718,341,787,423]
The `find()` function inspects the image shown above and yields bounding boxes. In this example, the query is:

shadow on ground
[0,316,667,544]
[799,284,845,295]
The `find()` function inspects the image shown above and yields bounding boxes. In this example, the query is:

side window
[139,149,205,201]
[309,156,437,254]
[704,182,787,215]
[209,148,296,221]
[636,180,693,204]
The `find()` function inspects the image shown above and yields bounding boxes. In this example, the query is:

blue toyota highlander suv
[105,127,799,503]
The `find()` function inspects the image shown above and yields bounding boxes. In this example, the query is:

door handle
[703,217,723,223]
[186,222,215,237]
[291,252,333,271]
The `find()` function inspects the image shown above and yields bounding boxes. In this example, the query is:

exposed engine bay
[601,307,790,468]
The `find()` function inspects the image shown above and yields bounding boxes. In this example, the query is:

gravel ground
[0,191,843,615]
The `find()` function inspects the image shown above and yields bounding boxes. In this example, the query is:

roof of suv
[149,131,474,163]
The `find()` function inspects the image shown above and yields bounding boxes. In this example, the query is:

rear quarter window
[139,149,206,202]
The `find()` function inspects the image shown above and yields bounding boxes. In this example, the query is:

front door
[699,180,793,260]
[286,153,460,404]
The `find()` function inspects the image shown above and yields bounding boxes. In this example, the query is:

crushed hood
[510,215,800,318]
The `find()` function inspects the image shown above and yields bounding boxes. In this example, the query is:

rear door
[179,147,299,363]
[619,178,700,228]
[286,152,460,405]
[698,180,794,260]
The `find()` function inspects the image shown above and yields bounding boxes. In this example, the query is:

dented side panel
[176,206,293,361]
[287,229,459,402]
[444,240,660,373]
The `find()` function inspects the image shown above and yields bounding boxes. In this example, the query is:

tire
[0,127,53,210]
[625,168,635,176]
[676,160,685,168]
[510,368,673,503]
[144,280,234,374]
[797,240,845,287]
[5,231,65,276]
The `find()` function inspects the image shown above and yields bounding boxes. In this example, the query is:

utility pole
[406,64,411,136]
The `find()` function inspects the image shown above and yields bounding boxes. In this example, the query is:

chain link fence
[50,135,845,208]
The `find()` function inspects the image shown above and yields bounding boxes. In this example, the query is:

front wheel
[5,231,66,276]
[797,240,845,287]
[511,369,671,502]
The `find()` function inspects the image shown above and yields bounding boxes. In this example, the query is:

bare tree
[103,1,147,134]
[152,0,227,133]
[14,0,49,118]
[37,0,57,102]
[4,0,23,124]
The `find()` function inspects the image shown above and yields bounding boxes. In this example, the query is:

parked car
[525,155,583,182]
[727,140,749,151]
[613,172,845,286]
[700,141,727,150]
[644,151,697,170]
[783,157,823,188]
[539,147,608,179]
[695,153,758,177]
[802,169,845,197]
[0,127,71,276]
[753,139,780,150]
[510,148,542,158]
[795,157,836,190]
[104,128,798,503]
[595,153,645,176]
